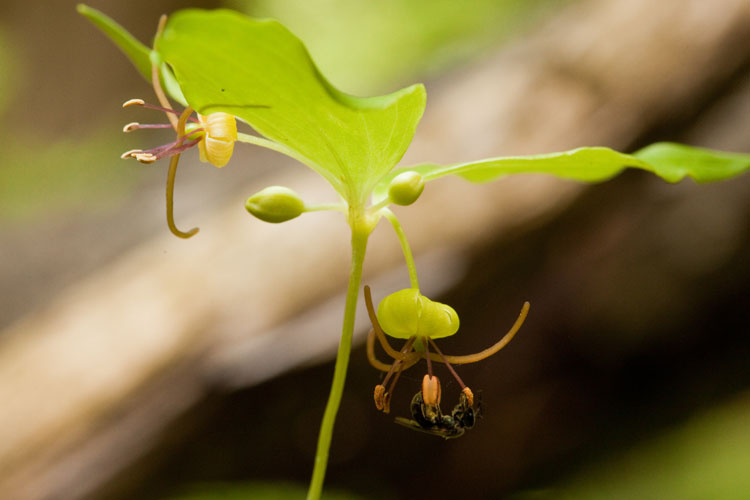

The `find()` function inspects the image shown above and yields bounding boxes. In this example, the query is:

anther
[462,387,474,408]
[123,122,140,133]
[120,149,142,159]
[374,385,386,411]
[134,153,157,164]
[421,374,441,406]
[122,98,145,108]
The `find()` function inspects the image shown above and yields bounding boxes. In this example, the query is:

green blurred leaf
[156,9,426,205]
[374,143,749,200]
[538,395,750,500]
[237,0,559,95]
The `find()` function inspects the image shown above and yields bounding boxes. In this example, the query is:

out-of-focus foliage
[0,132,138,221]
[233,0,558,95]
[528,394,750,500]
[169,481,365,500]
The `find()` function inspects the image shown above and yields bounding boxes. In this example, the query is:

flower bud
[376,288,460,339]
[245,186,305,223]
[388,171,424,206]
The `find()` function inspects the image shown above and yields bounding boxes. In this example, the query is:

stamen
[423,337,434,378]
[121,149,142,159]
[370,336,416,413]
[123,122,174,132]
[134,153,157,164]
[462,387,475,408]
[428,337,468,392]
[374,385,387,411]
[122,98,145,108]
[154,137,201,159]
[421,374,441,406]
[378,336,416,411]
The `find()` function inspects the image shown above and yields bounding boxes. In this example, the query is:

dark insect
[395,390,481,439]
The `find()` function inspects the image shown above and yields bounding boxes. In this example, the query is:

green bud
[245,186,305,223]
[376,288,460,339]
[388,171,425,206]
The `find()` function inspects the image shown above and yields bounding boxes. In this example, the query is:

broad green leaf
[156,9,426,205]
[77,4,186,105]
[374,143,750,200]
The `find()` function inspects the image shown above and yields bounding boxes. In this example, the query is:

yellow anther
[120,149,142,159]
[122,98,145,108]
[374,385,386,411]
[123,122,140,133]
[134,153,157,164]
[462,387,474,408]
[421,374,441,407]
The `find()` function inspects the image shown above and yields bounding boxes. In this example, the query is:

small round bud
[376,288,460,339]
[245,186,305,223]
[388,171,424,206]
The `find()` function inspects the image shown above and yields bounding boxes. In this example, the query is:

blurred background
[0,0,749,499]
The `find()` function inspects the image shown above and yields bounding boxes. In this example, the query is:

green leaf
[77,4,186,105]
[375,143,750,200]
[632,142,750,183]
[156,9,426,205]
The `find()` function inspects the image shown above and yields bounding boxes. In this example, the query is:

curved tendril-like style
[437,301,529,365]
[166,106,200,239]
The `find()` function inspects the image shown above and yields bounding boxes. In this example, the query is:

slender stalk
[382,208,419,289]
[305,202,348,213]
[307,219,370,500]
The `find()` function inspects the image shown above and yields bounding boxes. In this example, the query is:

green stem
[305,202,348,213]
[382,208,419,289]
[307,218,370,500]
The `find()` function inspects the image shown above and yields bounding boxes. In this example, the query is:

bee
[395,390,481,439]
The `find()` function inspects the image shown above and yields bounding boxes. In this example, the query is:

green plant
[78,5,750,499]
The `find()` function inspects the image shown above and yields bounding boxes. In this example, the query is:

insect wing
[394,417,465,439]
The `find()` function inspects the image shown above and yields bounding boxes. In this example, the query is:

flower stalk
[307,216,371,500]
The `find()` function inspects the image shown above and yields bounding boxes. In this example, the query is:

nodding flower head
[115,21,243,241]
[364,285,530,438]
[121,98,237,168]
